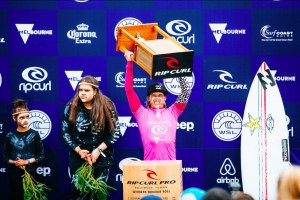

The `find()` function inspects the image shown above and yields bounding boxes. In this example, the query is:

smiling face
[13,112,30,131]
[78,84,97,108]
[147,92,166,109]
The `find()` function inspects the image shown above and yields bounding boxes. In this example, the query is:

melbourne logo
[29,110,52,140]
[15,24,53,44]
[163,73,194,95]
[165,19,195,44]
[115,72,147,88]
[212,110,242,141]
[209,23,246,43]
[19,66,51,93]
[207,70,248,90]
[217,158,239,184]
[65,71,101,90]
[67,23,97,44]
[118,116,138,136]
[114,17,142,40]
[260,25,293,42]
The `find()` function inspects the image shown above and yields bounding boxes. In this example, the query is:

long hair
[277,165,300,200]
[68,75,115,134]
[12,99,29,116]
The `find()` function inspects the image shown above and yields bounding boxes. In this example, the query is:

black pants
[8,166,37,200]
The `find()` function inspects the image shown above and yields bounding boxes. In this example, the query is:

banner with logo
[0,1,300,199]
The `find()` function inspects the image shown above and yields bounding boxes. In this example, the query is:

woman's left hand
[91,148,100,163]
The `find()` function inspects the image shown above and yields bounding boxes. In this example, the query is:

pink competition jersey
[134,105,182,160]
[125,61,186,160]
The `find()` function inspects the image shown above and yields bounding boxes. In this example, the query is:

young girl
[3,99,45,200]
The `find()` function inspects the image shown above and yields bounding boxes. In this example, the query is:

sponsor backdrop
[0,0,299,199]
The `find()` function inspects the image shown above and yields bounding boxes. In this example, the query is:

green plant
[74,162,116,200]
[22,168,51,200]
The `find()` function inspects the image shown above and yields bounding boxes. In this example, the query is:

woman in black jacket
[62,75,120,200]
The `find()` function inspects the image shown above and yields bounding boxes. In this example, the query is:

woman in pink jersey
[124,51,192,160]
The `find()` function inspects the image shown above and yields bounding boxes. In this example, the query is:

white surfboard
[241,62,290,200]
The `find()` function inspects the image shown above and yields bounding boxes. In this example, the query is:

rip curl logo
[165,20,191,36]
[161,57,181,69]
[145,169,159,180]
[213,70,236,84]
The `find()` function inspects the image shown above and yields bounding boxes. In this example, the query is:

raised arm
[124,51,142,112]
[174,76,192,111]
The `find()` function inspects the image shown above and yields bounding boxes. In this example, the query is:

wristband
[97,147,106,157]
[27,159,31,165]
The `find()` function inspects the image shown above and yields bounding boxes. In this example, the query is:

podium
[116,23,194,80]
[123,160,182,200]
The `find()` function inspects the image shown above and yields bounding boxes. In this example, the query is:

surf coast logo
[65,71,101,90]
[19,66,51,93]
[163,73,194,95]
[207,70,247,90]
[115,72,147,88]
[114,17,142,40]
[29,110,52,140]
[260,25,293,42]
[165,19,195,44]
[67,23,97,44]
[118,116,138,136]
[243,113,261,135]
[217,158,239,184]
[15,24,53,44]
[212,110,242,141]
[209,23,246,43]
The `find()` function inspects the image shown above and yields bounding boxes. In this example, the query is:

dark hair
[68,75,116,134]
[12,99,29,116]
[203,187,231,200]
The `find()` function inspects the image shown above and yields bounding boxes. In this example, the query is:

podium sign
[123,160,182,200]
[116,23,194,80]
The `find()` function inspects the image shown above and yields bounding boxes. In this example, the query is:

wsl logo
[217,158,240,184]
[207,70,248,90]
[29,110,52,140]
[209,23,246,43]
[212,110,242,141]
[15,24,53,44]
[165,19,195,44]
[114,17,142,40]
[163,73,194,95]
[19,67,52,93]
[67,23,97,44]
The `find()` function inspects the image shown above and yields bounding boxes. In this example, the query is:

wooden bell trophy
[116,23,194,80]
